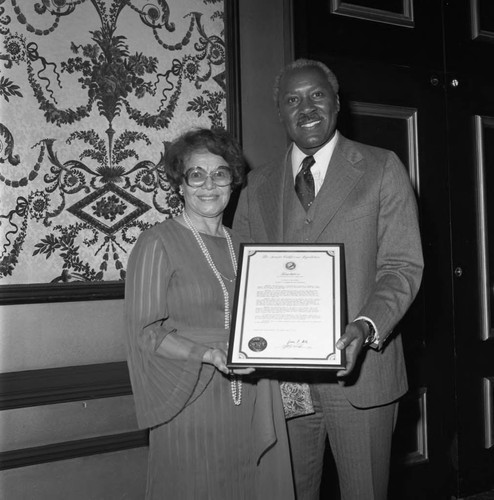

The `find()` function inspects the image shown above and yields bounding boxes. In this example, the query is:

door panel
[445,0,494,495]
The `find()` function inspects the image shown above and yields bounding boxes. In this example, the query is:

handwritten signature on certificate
[283,339,310,349]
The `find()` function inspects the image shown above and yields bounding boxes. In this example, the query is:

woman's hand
[202,348,255,376]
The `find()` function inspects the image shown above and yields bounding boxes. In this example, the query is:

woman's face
[181,149,232,222]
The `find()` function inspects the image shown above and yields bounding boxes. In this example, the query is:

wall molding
[484,377,494,449]
[0,282,124,305]
[329,0,414,28]
[0,430,148,471]
[0,362,131,411]
[470,0,494,42]
[392,388,429,465]
[224,0,242,142]
[348,101,420,195]
[474,115,494,341]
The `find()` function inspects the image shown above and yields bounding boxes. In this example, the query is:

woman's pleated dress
[124,218,294,500]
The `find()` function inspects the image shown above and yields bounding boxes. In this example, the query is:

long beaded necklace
[182,210,242,406]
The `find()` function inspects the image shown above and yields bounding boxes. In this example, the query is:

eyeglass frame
[183,166,233,188]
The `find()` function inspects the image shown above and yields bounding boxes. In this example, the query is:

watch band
[358,318,378,346]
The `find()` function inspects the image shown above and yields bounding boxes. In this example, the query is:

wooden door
[445,0,494,496]
[291,0,470,498]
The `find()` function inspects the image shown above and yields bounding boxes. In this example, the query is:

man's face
[278,66,340,155]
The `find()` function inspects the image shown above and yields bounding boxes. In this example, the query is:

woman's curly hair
[165,128,246,190]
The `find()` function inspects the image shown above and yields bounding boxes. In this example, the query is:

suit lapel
[254,137,364,243]
[311,136,365,241]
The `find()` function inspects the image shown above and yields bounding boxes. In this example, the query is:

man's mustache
[297,112,321,126]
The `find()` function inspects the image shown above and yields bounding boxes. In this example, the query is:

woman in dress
[124,128,294,499]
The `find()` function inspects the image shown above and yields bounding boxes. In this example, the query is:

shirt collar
[291,131,339,178]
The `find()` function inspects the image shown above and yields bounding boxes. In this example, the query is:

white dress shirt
[291,131,339,196]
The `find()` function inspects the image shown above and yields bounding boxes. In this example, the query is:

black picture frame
[227,243,346,370]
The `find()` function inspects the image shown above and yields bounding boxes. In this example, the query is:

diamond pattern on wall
[67,183,151,236]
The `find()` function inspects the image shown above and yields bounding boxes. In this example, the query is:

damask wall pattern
[0,0,226,286]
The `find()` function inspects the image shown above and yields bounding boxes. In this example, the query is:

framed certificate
[227,244,346,369]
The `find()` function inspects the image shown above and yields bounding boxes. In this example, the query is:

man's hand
[336,320,368,377]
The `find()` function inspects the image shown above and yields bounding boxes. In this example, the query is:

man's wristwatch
[360,319,378,346]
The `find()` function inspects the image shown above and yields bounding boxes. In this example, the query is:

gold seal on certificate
[227,244,346,370]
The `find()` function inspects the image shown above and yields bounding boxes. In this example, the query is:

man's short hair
[273,59,339,106]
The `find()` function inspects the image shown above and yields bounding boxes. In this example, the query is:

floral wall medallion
[0,0,229,302]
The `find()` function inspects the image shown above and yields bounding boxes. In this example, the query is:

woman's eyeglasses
[184,166,233,188]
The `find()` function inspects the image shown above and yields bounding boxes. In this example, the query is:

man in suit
[233,59,424,500]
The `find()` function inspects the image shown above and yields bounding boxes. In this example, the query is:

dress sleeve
[124,228,214,429]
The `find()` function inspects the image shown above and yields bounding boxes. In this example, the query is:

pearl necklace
[182,211,242,406]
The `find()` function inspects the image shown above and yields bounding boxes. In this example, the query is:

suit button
[305,218,312,224]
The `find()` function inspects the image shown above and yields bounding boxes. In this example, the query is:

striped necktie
[295,155,316,210]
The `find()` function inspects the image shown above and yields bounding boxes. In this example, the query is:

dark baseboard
[0,362,132,410]
[0,281,124,305]
[0,430,148,470]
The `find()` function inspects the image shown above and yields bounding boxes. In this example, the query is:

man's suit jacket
[233,134,424,408]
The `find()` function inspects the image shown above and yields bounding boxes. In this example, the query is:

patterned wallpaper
[0,0,226,286]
